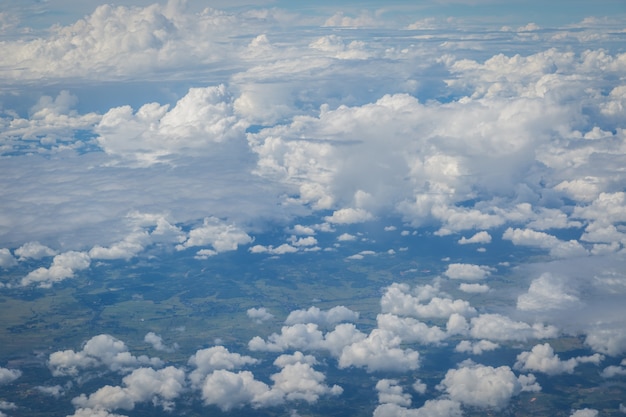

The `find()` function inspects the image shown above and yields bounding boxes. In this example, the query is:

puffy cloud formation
[437,362,540,410]
[458,231,492,245]
[247,307,274,323]
[72,366,185,412]
[470,314,558,342]
[21,251,91,288]
[503,228,588,259]
[338,329,420,373]
[444,263,493,280]
[373,400,463,417]
[144,332,178,353]
[517,273,581,311]
[188,345,259,389]
[514,343,604,375]
[0,367,21,385]
[570,409,599,417]
[176,216,252,253]
[284,306,359,327]
[376,379,412,407]
[455,340,500,355]
[380,283,476,319]
[48,334,162,377]
[601,359,626,378]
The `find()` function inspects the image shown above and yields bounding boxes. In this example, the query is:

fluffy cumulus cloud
[380,283,476,319]
[48,334,162,377]
[444,263,493,280]
[437,362,540,410]
[514,343,604,375]
[284,306,359,327]
[0,367,21,385]
[2,2,626,416]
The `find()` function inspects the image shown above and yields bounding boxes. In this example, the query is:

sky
[1,0,626,416]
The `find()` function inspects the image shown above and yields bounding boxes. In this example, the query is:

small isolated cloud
[347,250,376,260]
[437,362,540,410]
[247,307,274,323]
[459,283,490,293]
[373,400,462,417]
[445,263,493,280]
[337,233,357,241]
[249,243,298,255]
[144,332,178,353]
[285,306,359,327]
[21,251,91,288]
[324,208,374,224]
[0,367,21,385]
[458,231,492,245]
[601,359,626,378]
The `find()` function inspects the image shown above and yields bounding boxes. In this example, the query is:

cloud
[0,249,17,268]
[72,366,185,413]
[570,409,599,417]
[14,241,57,260]
[470,314,558,342]
[437,362,540,410]
[376,313,448,345]
[458,231,492,245]
[517,273,581,311]
[459,283,490,293]
[247,307,274,323]
[444,263,493,280]
[514,343,604,375]
[176,217,252,253]
[285,306,359,327]
[188,346,259,389]
[48,334,162,377]
[600,358,626,378]
[324,208,375,224]
[503,228,589,258]
[0,367,21,385]
[376,379,412,407]
[455,340,500,355]
[21,251,91,288]
[338,329,421,373]
[373,400,463,417]
[144,332,178,353]
[380,283,476,319]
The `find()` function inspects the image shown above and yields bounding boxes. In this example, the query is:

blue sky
[0,1,626,416]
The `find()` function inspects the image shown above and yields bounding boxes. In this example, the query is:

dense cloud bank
[0,1,625,416]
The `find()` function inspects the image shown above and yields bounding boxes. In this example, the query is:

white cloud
[458,231,492,245]
[247,307,274,323]
[177,217,252,252]
[144,332,178,353]
[338,329,420,373]
[517,273,581,311]
[437,362,539,410]
[376,313,447,345]
[514,343,604,375]
[455,340,499,355]
[0,249,16,268]
[21,251,91,288]
[470,314,558,342]
[503,228,589,258]
[376,379,412,407]
[285,306,359,327]
[459,283,490,293]
[0,367,21,385]
[72,366,185,412]
[601,359,626,378]
[444,263,493,280]
[324,208,375,224]
[380,283,476,319]
[373,400,463,417]
[570,409,599,417]
[188,346,259,389]
[48,334,162,377]
[14,241,57,260]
